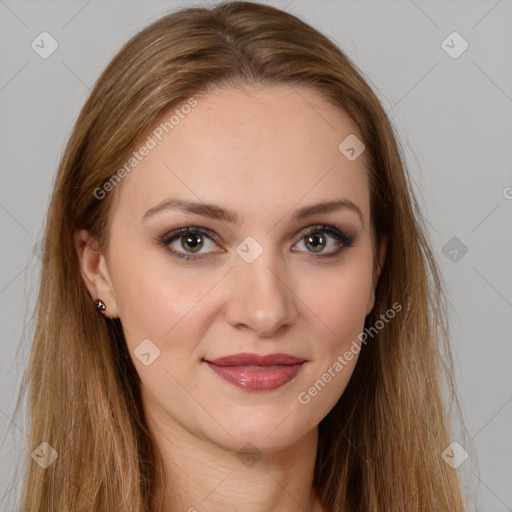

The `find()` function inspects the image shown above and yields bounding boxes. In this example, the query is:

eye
[158,224,355,262]
[160,227,220,261]
[292,224,355,257]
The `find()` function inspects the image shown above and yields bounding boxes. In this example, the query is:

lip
[204,352,306,391]
[207,352,305,366]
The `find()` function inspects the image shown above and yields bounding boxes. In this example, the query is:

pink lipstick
[204,353,305,391]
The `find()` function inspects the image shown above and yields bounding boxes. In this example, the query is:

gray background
[1,0,511,510]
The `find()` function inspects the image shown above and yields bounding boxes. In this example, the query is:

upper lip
[205,352,306,366]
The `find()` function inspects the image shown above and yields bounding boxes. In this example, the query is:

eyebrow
[142,197,364,226]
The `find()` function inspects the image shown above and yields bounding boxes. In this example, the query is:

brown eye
[292,225,355,257]
[180,233,204,253]
[304,232,326,253]
[160,227,219,260]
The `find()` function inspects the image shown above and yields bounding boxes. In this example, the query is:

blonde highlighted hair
[15,1,466,510]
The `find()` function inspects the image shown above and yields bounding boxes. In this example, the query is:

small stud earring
[94,299,106,315]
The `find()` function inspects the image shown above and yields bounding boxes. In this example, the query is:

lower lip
[205,362,304,391]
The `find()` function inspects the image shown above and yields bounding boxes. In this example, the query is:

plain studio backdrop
[0,1,511,510]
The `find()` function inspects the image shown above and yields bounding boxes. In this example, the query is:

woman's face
[96,84,381,453]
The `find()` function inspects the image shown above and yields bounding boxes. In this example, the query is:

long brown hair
[15,1,466,510]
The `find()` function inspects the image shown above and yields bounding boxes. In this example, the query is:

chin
[200,411,316,455]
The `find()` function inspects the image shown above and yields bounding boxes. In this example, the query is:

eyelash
[158,224,355,262]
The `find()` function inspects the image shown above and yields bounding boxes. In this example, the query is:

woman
[18,1,467,510]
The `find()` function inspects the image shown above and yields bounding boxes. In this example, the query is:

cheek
[302,254,373,347]
[110,260,242,384]
[293,259,373,417]
[108,238,210,349]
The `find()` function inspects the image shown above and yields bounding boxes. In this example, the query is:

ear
[366,235,387,315]
[74,229,119,319]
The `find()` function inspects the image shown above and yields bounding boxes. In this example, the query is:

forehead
[110,84,370,229]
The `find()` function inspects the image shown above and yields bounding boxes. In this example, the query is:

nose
[224,249,298,337]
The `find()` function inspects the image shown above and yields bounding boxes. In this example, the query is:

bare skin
[76,84,385,512]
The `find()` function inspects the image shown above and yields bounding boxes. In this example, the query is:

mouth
[203,353,306,391]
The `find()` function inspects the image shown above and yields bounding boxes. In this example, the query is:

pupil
[307,233,325,252]
[183,234,203,253]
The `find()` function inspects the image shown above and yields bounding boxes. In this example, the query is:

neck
[147,412,324,512]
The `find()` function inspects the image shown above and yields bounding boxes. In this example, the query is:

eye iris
[181,233,203,253]
[305,232,326,253]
